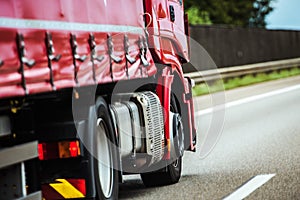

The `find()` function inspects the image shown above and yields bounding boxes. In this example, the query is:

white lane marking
[223,174,276,200]
[196,84,300,116]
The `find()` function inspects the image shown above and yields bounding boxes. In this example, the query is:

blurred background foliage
[184,0,275,27]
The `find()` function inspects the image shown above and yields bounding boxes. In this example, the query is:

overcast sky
[266,0,300,30]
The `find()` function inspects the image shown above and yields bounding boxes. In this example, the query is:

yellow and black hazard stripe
[42,179,86,199]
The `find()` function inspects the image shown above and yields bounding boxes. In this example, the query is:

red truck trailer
[0,0,196,199]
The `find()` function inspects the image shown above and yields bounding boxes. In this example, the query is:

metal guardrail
[185,58,300,84]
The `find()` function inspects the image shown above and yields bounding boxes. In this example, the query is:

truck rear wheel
[140,157,182,187]
[141,94,183,187]
[94,98,119,200]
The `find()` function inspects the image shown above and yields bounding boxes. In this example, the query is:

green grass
[192,67,300,96]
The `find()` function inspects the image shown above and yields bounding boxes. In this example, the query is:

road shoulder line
[196,84,300,116]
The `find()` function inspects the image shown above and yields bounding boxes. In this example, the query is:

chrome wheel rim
[96,118,114,198]
[172,159,179,168]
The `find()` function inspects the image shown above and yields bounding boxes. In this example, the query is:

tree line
[185,0,275,28]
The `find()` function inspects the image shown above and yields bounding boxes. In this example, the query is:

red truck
[0,0,196,199]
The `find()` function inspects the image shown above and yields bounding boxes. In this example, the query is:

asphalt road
[119,76,300,200]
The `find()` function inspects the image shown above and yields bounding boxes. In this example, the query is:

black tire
[93,97,119,200]
[141,156,182,187]
[141,94,183,187]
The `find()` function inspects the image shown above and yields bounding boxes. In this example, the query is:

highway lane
[119,76,300,199]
